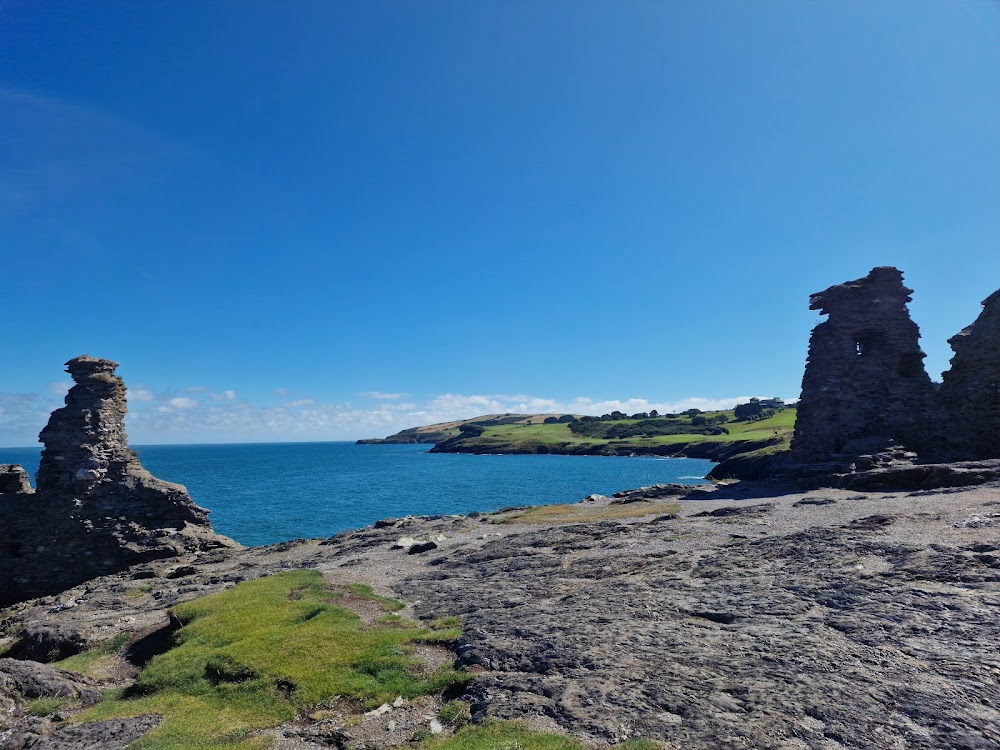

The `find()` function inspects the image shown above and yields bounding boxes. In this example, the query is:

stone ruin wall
[791,267,1000,463]
[0,356,236,608]
[938,289,1000,459]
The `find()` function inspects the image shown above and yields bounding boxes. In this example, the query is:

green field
[448,408,796,452]
[73,571,464,750]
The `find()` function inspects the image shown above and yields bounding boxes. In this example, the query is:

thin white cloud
[0,378,793,446]
[274,387,289,396]
[359,391,407,400]
[47,381,71,396]
[0,392,55,445]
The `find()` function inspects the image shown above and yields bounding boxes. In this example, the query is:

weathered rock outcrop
[2,484,998,749]
[0,465,32,495]
[0,356,236,609]
[939,289,1000,459]
[0,654,162,750]
[790,267,935,461]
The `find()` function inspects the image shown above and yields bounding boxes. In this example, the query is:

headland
[358,408,795,478]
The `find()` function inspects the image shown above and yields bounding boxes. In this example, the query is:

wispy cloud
[0,392,64,445]
[0,380,791,447]
[119,390,785,443]
[47,381,71,397]
[358,391,407,400]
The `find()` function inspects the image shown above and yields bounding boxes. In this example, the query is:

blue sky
[2,1,998,445]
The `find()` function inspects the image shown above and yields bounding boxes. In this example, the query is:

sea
[0,443,714,547]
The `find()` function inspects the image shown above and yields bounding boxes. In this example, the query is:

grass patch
[419,719,587,749]
[54,630,133,678]
[495,502,680,525]
[27,696,75,716]
[437,699,471,727]
[75,570,465,750]
[430,615,462,630]
[483,422,605,445]
[340,582,406,612]
[125,585,154,600]
[377,613,423,629]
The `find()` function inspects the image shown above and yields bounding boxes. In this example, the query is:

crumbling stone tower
[938,290,1000,459]
[37,355,145,494]
[790,267,936,461]
[0,355,236,608]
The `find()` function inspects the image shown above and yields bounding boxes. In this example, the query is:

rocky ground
[2,480,999,749]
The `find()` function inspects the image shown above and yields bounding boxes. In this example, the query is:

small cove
[0,442,714,546]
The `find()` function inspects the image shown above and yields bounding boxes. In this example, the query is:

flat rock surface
[2,482,998,749]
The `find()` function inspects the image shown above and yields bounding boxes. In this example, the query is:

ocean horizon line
[0,439,368,451]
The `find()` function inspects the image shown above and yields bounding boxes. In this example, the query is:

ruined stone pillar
[0,355,237,608]
[36,356,135,495]
[790,267,935,461]
[938,290,1000,459]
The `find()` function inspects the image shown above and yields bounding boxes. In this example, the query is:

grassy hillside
[359,408,797,478]
[427,409,796,460]
[356,413,582,444]
[482,409,795,447]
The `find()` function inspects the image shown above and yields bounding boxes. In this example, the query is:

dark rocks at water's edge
[0,356,237,609]
[0,465,32,495]
[356,436,429,445]
[432,435,779,461]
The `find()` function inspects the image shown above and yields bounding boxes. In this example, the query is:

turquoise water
[0,443,713,546]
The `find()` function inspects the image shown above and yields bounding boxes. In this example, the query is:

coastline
[3,479,997,748]
[357,409,797,481]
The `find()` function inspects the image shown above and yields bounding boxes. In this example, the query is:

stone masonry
[938,289,1000,459]
[790,267,936,461]
[0,356,236,608]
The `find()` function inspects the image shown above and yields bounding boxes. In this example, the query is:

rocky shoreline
[2,479,998,749]
[429,434,779,461]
